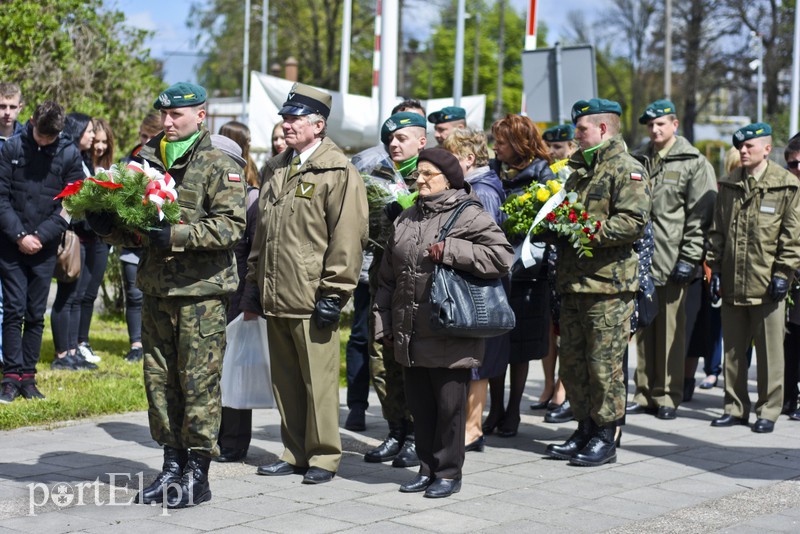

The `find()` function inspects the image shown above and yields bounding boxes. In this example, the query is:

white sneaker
[78,343,101,363]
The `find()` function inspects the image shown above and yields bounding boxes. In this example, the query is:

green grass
[1,314,352,431]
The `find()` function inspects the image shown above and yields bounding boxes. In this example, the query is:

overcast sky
[115,0,602,82]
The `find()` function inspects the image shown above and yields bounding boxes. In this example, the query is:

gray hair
[306,113,327,138]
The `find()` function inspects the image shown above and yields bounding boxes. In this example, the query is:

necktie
[290,155,301,176]
[748,175,757,193]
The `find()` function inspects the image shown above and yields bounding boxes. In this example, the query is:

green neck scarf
[160,130,202,169]
[396,155,419,178]
[582,141,605,166]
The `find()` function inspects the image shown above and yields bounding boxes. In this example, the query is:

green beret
[154,82,207,110]
[639,99,677,124]
[381,112,427,144]
[733,122,772,148]
[279,82,332,119]
[427,106,466,124]
[543,124,575,142]
[571,98,622,124]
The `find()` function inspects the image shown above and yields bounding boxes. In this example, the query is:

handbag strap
[436,200,481,242]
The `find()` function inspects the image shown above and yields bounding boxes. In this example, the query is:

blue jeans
[345,281,370,410]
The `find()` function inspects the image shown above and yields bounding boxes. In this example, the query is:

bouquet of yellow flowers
[501,178,601,259]
[55,161,181,232]
[500,179,563,236]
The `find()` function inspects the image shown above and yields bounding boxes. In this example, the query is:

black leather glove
[383,201,403,223]
[768,276,789,302]
[669,260,695,285]
[314,296,341,329]
[85,211,114,236]
[147,225,172,248]
[709,273,721,305]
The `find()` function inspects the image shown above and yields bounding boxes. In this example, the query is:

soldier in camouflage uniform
[707,123,800,434]
[546,98,651,467]
[89,83,246,508]
[629,100,717,420]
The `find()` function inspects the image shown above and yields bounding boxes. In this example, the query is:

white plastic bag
[221,313,274,409]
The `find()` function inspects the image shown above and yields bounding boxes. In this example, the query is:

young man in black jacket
[0,101,84,403]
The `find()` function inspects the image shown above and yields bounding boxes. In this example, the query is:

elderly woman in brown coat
[373,148,513,498]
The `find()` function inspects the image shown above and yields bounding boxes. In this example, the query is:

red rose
[582,212,589,220]
[546,212,556,222]
[595,220,602,230]
[588,234,595,240]
[569,212,578,223]
[582,227,590,234]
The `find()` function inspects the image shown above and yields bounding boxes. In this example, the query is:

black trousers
[784,322,800,408]
[218,407,253,449]
[0,249,57,375]
[404,366,469,480]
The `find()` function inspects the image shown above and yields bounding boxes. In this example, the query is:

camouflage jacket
[556,134,651,295]
[109,129,246,297]
[243,137,368,317]
[632,136,717,285]
[707,161,800,305]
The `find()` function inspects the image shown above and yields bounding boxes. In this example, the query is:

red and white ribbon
[143,173,177,221]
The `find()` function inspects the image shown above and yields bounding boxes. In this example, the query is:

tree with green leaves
[0,0,163,152]
[189,0,377,97]
[404,0,543,128]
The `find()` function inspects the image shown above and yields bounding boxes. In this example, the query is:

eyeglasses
[787,160,800,169]
[417,170,442,180]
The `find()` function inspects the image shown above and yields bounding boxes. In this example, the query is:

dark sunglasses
[788,160,800,169]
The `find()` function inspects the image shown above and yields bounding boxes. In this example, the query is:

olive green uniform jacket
[109,129,246,297]
[244,137,368,317]
[556,135,651,295]
[632,136,717,285]
[707,161,800,305]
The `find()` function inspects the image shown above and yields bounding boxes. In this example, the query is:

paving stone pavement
[1,357,799,533]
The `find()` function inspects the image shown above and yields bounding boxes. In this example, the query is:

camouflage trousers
[559,293,634,425]
[368,252,412,425]
[142,294,227,457]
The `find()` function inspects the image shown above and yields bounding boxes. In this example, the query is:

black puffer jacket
[0,123,84,250]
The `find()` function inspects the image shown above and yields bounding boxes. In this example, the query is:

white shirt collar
[293,139,323,167]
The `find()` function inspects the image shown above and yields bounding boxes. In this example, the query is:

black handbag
[429,200,516,338]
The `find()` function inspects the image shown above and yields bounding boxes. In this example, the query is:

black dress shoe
[781,402,797,415]
[710,414,748,427]
[495,415,520,438]
[215,447,247,463]
[399,474,433,493]
[256,460,305,476]
[790,409,800,421]
[544,400,574,424]
[465,435,485,452]
[657,406,677,420]
[752,418,775,433]
[424,478,461,498]
[626,402,656,415]
[530,394,552,410]
[481,411,504,435]
[302,467,335,484]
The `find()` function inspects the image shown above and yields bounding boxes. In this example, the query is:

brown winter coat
[373,186,514,369]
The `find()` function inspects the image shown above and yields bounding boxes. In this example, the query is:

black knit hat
[417,148,465,189]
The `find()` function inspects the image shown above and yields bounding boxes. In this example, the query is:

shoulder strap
[437,200,481,241]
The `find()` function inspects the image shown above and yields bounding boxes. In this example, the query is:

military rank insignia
[295,182,316,199]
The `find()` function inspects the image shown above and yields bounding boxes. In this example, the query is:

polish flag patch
[228,173,241,182]
[630,172,642,181]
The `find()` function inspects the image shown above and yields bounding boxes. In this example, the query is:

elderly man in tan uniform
[243,83,368,483]
[707,122,800,434]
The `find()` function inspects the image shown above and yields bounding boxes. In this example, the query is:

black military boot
[392,425,420,468]
[364,421,405,463]
[569,421,617,467]
[136,446,188,504]
[166,451,212,508]
[546,418,593,460]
